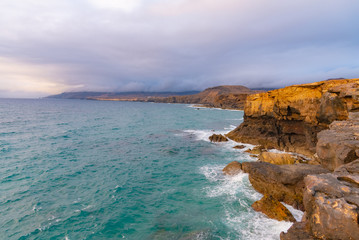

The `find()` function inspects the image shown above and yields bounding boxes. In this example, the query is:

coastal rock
[316,112,359,170]
[242,162,330,210]
[302,173,359,240]
[282,160,359,239]
[244,145,265,155]
[222,161,242,175]
[209,134,228,142]
[258,152,296,165]
[280,222,315,240]
[227,79,359,157]
[233,145,246,149]
[252,195,296,222]
[334,159,359,176]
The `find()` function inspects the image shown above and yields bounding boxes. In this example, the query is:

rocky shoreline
[218,78,359,239]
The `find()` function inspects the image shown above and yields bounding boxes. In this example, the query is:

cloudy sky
[0,0,358,97]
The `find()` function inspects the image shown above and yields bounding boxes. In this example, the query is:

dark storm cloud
[0,0,358,97]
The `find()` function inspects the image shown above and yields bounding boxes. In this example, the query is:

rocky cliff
[148,85,262,110]
[226,79,359,156]
[222,78,359,239]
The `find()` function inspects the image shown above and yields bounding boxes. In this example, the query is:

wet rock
[280,222,315,240]
[242,162,330,210]
[222,161,242,175]
[209,134,228,142]
[259,152,296,165]
[252,195,296,222]
[233,145,246,149]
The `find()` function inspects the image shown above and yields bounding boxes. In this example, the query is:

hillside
[147,85,263,109]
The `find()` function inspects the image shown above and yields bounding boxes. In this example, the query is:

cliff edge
[226,78,359,157]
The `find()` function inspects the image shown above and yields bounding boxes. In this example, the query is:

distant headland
[46,85,268,110]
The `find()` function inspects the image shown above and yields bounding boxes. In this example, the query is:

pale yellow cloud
[0,57,83,96]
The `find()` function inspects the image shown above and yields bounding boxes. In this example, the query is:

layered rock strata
[227,79,359,157]
[282,160,359,239]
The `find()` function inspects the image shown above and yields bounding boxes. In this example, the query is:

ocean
[0,99,301,240]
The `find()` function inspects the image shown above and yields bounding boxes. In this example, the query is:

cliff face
[148,85,262,110]
[226,79,359,156]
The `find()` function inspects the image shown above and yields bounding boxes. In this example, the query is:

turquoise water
[0,99,296,240]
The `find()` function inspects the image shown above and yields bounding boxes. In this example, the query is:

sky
[0,0,358,97]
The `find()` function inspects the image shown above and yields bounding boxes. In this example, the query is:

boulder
[222,161,242,175]
[233,145,246,149]
[282,160,359,239]
[302,173,359,240]
[259,152,296,165]
[242,162,330,210]
[209,134,228,142]
[252,195,296,222]
[316,112,359,170]
[244,145,265,155]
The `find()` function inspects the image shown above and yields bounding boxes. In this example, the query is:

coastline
[220,78,359,239]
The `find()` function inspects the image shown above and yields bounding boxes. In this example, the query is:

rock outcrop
[222,161,242,175]
[227,79,359,157]
[233,145,246,149]
[242,162,330,210]
[282,160,359,240]
[252,194,296,222]
[209,134,228,142]
[259,152,297,165]
[316,112,359,171]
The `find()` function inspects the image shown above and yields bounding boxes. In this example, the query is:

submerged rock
[242,162,330,210]
[252,195,296,222]
[209,134,228,142]
[222,161,242,175]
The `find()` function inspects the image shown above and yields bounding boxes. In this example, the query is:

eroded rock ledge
[222,79,359,239]
[226,79,359,157]
[281,160,359,240]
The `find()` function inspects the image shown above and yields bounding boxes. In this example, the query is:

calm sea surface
[0,99,299,240]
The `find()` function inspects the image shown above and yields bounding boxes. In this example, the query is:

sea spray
[0,99,295,239]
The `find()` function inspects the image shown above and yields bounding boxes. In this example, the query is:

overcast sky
[0,0,358,97]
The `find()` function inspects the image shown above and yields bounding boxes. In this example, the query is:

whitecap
[282,203,304,222]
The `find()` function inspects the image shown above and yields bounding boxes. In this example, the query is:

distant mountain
[147,85,264,110]
[46,91,200,100]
